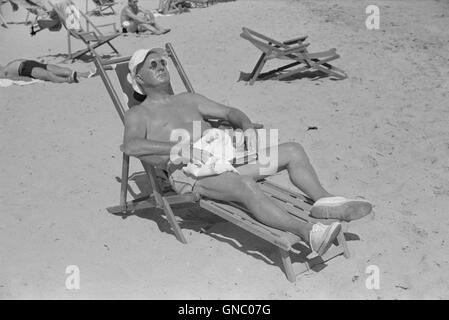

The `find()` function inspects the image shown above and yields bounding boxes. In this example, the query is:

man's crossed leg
[193,142,372,255]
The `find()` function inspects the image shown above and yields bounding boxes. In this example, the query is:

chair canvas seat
[91,43,350,282]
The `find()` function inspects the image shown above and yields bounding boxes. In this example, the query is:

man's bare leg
[195,172,313,239]
[237,142,332,201]
[30,67,74,83]
[150,21,170,33]
[139,23,165,35]
[195,171,342,255]
[46,64,91,79]
[236,142,372,221]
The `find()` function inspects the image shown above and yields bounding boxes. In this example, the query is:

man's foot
[310,196,372,222]
[77,70,96,79]
[309,222,342,256]
[161,28,171,34]
[69,71,79,83]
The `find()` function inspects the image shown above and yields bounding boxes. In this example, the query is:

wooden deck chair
[86,0,117,16]
[49,0,120,61]
[240,27,347,85]
[0,6,7,27]
[11,0,54,26]
[90,43,350,282]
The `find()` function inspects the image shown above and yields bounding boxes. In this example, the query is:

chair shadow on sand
[110,171,360,275]
[238,69,344,83]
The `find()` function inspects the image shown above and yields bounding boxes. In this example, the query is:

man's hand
[191,147,213,164]
[143,12,155,23]
[174,143,213,165]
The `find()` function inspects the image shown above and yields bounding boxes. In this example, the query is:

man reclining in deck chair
[122,48,373,256]
[120,0,170,35]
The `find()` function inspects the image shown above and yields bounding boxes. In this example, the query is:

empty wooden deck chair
[49,0,120,61]
[87,0,117,16]
[0,0,44,24]
[90,43,350,282]
[240,27,347,85]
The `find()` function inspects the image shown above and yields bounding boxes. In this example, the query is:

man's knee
[283,142,308,163]
[232,176,264,202]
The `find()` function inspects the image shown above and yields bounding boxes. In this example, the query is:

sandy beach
[0,0,448,299]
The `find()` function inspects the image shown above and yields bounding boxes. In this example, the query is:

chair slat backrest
[241,27,289,49]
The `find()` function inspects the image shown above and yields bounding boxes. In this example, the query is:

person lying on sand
[121,48,373,257]
[121,0,170,35]
[158,0,190,15]
[0,59,92,83]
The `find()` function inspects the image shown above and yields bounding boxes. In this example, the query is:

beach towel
[183,128,238,177]
[0,78,43,87]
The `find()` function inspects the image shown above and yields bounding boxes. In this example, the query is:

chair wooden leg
[67,32,72,60]
[107,42,119,54]
[249,53,266,85]
[161,197,188,244]
[279,248,296,282]
[0,13,7,28]
[25,11,30,24]
[337,230,350,258]
[120,153,130,212]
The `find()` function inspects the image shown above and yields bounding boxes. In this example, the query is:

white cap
[128,48,166,95]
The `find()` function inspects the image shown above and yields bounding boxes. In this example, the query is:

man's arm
[123,7,148,24]
[136,5,155,21]
[194,93,263,153]
[121,109,176,157]
[194,94,262,131]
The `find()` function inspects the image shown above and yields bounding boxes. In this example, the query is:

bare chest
[145,104,206,142]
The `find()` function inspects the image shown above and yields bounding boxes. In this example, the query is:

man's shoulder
[121,5,132,14]
[124,104,147,121]
[174,92,202,102]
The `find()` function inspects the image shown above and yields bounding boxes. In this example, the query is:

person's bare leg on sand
[46,64,91,79]
[29,67,77,83]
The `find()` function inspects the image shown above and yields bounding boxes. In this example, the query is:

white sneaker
[309,222,342,256]
[310,196,372,222]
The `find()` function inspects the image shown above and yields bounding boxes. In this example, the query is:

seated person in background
[0,59,92,83]
[122,48,373,257]
[158,0,190,15]
[121,0,170,35]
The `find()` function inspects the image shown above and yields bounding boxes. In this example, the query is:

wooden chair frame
[49,0,120,61]
[86,0,117,16]
[240,27,348,85]
[90,43,350,282]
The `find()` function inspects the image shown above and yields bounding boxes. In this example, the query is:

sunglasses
[148,58,168,70]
